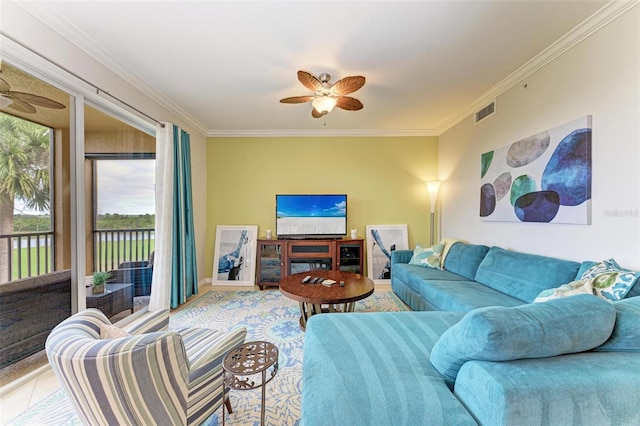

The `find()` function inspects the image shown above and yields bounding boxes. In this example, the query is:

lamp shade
[426,181,441,213]
[312,96,337,114]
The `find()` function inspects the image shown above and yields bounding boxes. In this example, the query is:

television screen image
[276,194,347,238]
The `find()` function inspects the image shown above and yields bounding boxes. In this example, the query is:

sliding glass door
[84,104,156,315]
[0,60,74,370]
[0,58,159,372]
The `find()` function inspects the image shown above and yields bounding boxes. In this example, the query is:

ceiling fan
[280,70,365,118]
[0,74,66,114]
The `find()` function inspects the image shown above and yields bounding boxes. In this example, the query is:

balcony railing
[0,228,155,282]
[93,228,155,272]
[0,231,55,282]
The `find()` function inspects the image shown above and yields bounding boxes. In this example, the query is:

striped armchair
[45,309,247,425]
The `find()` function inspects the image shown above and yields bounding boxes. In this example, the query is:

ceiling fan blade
[280,96,314,104]
[311,108,326,119]
[332,76,365,96]
[0,78,11,93]
[8,98,37,114]
[11,92,66,109]
[297,71,323,92]
[335,96,363,111]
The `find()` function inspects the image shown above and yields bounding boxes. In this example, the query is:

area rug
[6,288,408,425]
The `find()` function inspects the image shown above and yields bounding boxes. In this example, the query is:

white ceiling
[16,1,611,137]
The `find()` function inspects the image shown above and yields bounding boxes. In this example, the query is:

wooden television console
[255,238,364,289]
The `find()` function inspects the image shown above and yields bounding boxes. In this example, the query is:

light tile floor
[0,367,60,422]
[0,282,392,422]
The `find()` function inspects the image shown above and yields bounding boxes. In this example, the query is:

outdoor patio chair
[109,251,154,296]
[45,308,247,425]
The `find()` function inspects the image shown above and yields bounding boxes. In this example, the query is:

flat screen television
[276,194,347,239]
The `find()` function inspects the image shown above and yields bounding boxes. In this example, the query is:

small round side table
[222,341,279,426]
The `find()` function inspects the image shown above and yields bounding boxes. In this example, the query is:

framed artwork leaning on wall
[366,224,409,284]
[213,225,258,286]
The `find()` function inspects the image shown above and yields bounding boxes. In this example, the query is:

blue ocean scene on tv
[276,194,347,236]
[277,194,346,218]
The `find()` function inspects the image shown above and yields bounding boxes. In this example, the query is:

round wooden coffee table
[279,270,375,330]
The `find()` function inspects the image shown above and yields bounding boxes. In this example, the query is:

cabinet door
[336,239,364,273]
[256,240,286,288]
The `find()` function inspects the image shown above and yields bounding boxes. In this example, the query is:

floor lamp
[426,181,441,246]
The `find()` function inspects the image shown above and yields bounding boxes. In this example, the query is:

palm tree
[0,113,50,282]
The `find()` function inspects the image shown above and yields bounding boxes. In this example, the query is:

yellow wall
[205,136,438,278]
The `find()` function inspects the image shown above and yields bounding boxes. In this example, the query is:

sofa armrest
[176,326,247,383]
[454,352,640,425]
[391,249,413,266]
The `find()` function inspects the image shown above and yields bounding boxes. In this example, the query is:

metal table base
[222,341,278,426]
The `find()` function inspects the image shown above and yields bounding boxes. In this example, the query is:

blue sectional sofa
[301,242,640,425]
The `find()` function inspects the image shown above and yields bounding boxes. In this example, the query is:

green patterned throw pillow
[408,243,444,269]
[580,259,639,301]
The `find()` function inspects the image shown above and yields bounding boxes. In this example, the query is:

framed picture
[480,115,592,224]
[212,225,258,286]
[366,225,409,284]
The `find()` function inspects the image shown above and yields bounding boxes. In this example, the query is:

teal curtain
[170,125,198,308]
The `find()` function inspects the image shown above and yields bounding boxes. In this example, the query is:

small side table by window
[85,283,133,319]
[222,341,279,426]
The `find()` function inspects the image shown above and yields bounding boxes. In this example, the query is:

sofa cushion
[391,279,440,311]
[429,294,616,386]
[442,242,490,280]
[439,238,464,268]
[302,312,477,426]
[626,280,640,298]
[575,260,598,280]
[474,246,581,302]
[579,258,640,301]
[408,243,444,268]
[419,279,524,312]
[595,296,640,352]
[454,351,640,426]
[393,263,469,295]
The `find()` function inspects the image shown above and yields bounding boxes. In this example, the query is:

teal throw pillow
[594,296,640,352]
[430,295,616,385]
[408,243,444,269]
[580,258,640,301]
[533,279,594,302]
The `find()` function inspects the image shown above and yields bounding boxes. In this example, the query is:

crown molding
[207,128,440,138]
[15,0,637,139]
[436,0,639,135]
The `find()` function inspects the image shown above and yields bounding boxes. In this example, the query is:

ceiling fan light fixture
[280,71,365,119]
[312,96,337,114]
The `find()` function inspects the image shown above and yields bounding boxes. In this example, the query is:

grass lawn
[11,246,52,280]
[11,239,155,279]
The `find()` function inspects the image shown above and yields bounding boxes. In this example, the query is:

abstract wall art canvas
[480,115,592,224]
